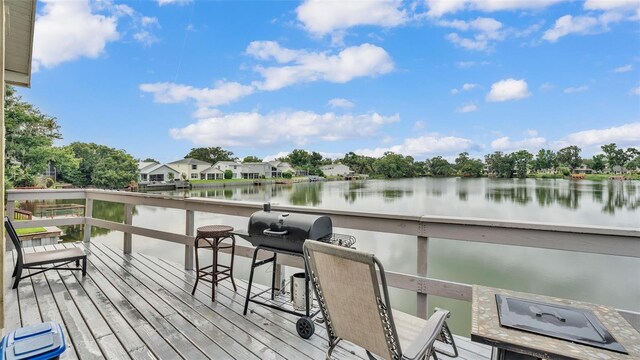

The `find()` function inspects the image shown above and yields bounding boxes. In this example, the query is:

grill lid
[496,295,627,354]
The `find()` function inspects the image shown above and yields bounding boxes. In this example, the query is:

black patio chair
[5,217,86,289]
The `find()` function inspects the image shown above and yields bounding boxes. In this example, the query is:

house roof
[138,161,158,171]
[142,164,180,174]
[5,0,37,87]
[200,166,224,173]
[168,158,211,166]
[213,161,242,166]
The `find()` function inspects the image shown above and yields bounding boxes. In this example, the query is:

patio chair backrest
[4,217,25,266]
[303,241,401,360]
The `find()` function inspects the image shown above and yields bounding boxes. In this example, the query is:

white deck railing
[6,188,640,330]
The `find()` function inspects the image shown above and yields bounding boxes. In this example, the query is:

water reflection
[289,182,322,206]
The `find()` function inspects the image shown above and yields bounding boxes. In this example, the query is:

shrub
[224,170,233,179]
[560,167,571,176]
[282,172,293,179]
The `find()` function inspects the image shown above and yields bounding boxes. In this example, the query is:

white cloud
[440,17,504,51]
[554,123,640,149]
[296,0,407,36]
[491,136,547,152]
[632,86,640,96]
[263,152,291,162]
[133,31,159,47]
[170,111,400,147]
[425,0,563,18]
[486,79,531,102]
[451,83,479,94]
[612,64,634,73]
[584,0,640,11]
[526,129,539,137]
[456,104,478,113]
[542,15,601,42]
[355,133,474,158]
[328,98,355,109]
[563,85,589,94]
[250,43,394,91]
[33,0,119,71]
[456,61,490,68]
[246,41,307,63]
[139,81,255,107]
[158,0,192,5]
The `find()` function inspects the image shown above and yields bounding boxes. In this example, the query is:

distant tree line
[184,143,639,180]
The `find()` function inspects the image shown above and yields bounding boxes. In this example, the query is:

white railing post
[185,210,194,270]
[5,200,15,221]
[417,235,429,319]
[83,198,93,242]
[123,203,133,254]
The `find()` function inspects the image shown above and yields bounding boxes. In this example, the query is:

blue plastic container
[1,322,66,360]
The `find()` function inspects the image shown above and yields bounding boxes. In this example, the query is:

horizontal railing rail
[6,189,640,330]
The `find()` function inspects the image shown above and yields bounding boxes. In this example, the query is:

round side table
[191,225,237,301]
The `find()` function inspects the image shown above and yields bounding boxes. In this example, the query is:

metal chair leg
[191,237,200,295]
[82,258,87,276]
[229,235,237,292]
[12,264,22,289]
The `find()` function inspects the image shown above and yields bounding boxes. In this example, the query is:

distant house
[200,166,225,180]
[241,162,270,179]
[268,161,294,177]
[168,158,212,180]
[213,161,243,179]
[139,163,180,183]
[573,164,593,174]
[320,164,352,177]
[138,161,159,182]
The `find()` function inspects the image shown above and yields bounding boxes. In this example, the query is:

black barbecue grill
[235,203,355,339]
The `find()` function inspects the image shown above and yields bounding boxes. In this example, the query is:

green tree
[141,158,158,163]
[532,149,557,173]
[242,156,262,163]
[591,154,606,172]
[4,86,76,186]
[224,170,233,179]
[601,143,628,169]
[428,156,454,177]
[556,146,582,171]
[625,148,639,171]
[373,152,416,178]
[185,147,236,164]
[512,150,533,178]
[341,152,375,174]
[485,151,515,178]
[454,152,483,177]
[60,142,137,189]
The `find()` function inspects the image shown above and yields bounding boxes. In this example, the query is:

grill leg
[82,257,87,276]
[271,252,278,300]
[243,247,261,315]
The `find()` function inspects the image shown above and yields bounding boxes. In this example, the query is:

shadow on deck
[4,242,491,359]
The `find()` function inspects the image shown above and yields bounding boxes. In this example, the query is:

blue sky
[22,0,640,163]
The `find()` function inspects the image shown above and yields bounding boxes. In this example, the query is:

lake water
[74,178,639,336]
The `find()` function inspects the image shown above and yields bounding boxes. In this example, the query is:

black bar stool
[191,225,237,301]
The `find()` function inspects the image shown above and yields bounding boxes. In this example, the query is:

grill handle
[263,229,288,237]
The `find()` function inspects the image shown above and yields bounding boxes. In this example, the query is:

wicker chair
[5,217,86,289]
[303,241,457,360]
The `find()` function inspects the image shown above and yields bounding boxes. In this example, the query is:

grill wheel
[296,316,315,339]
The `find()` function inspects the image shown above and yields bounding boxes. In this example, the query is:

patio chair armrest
[402,309,450,360]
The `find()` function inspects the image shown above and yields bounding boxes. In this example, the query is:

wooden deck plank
[21,247,79,360]
[128,249,332,360]
[92,243,266,360]
[4,251,22,332]
[43,244,140,360]
[59,244,179,359]
[9,243,490,360]
[101,244,310,360]
[79,244,219,360]
[146,252,366,360]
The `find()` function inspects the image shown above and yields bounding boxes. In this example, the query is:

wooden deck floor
[4,242,491,360]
